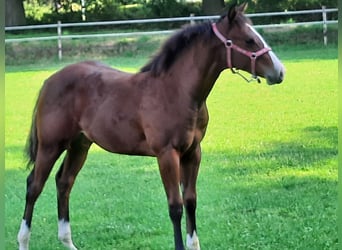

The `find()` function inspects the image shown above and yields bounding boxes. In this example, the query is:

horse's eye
[245,39,255,45]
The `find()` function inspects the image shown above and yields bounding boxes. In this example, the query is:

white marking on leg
[58,219,78,250]
[186,230,200,250]
[18,219,31,250]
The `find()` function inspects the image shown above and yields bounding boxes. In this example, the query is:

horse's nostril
[279,71,284,80]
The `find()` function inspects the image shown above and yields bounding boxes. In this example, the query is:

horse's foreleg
[181,145,201,250]
[18,145,63,250]
[157,149,184,250]
[55,134,91,250]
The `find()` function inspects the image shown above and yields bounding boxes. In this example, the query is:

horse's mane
[140,22,213,76]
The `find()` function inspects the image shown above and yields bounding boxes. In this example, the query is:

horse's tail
[25,97,39,169]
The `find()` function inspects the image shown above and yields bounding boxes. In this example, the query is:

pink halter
[212,22,271,83]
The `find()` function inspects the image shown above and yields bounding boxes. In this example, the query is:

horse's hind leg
[55,133,92,250]
[181,145,201,250]
[18,145,64,250]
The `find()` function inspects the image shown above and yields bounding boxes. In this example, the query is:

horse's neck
[170,42,223,105]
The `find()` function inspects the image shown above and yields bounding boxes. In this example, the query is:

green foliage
[146,0,199,18]
[23,0,202,24]
[246,0,338,26]
[22,0,338,26]
[246,0,337,12]
[23,1,52,24]
[86,0,122,21]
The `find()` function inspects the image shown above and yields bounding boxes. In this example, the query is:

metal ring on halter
[226,40,233,47]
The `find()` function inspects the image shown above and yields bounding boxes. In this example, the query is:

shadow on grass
[5,126,337,249]
[196,126,337,249]
[204,126,337,175]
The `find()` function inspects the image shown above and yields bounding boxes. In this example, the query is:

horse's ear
[228,3,237,22]
[228,2,248,22]
[237,2,248,13]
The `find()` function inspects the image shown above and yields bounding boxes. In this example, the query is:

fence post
[57,21,62,60]
[81,0,86,21]
[190,13,195,25]
[322,6,327,46]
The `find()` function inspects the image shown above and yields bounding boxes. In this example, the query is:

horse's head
[213,3,285,84]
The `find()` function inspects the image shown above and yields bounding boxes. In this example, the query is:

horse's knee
[184,195,196,210]
[55,175,70,192]
[184,191,197,214]
[168,203,183,222]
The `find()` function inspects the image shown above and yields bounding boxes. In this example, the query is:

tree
[5,0,26,26]
[202,0,224,15]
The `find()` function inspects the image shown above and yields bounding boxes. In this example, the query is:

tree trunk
[5,0,26,26]
[202,0,224,15]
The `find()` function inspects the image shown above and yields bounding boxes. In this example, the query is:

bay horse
[18,3,284,250]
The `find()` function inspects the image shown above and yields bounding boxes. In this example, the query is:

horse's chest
[142,108,200,154]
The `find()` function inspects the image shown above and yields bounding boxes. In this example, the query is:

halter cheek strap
[212,22,271,83]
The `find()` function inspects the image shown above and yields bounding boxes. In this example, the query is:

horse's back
[40,60,132,105]
[45,60,129,86]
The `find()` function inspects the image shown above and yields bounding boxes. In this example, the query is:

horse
[17,3,284,250]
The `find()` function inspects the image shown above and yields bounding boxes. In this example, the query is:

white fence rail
[5,7,338,60]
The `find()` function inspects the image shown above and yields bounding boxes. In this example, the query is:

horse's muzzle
[266,68,285,85]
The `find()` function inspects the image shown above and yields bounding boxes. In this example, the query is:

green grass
[5,47,338,249]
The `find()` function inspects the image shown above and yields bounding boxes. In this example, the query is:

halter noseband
[212,22,271,83]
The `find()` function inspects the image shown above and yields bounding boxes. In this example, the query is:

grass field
[5,45,338,249]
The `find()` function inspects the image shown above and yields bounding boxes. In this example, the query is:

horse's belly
[95,135,154,156]
[82,118,154,156]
